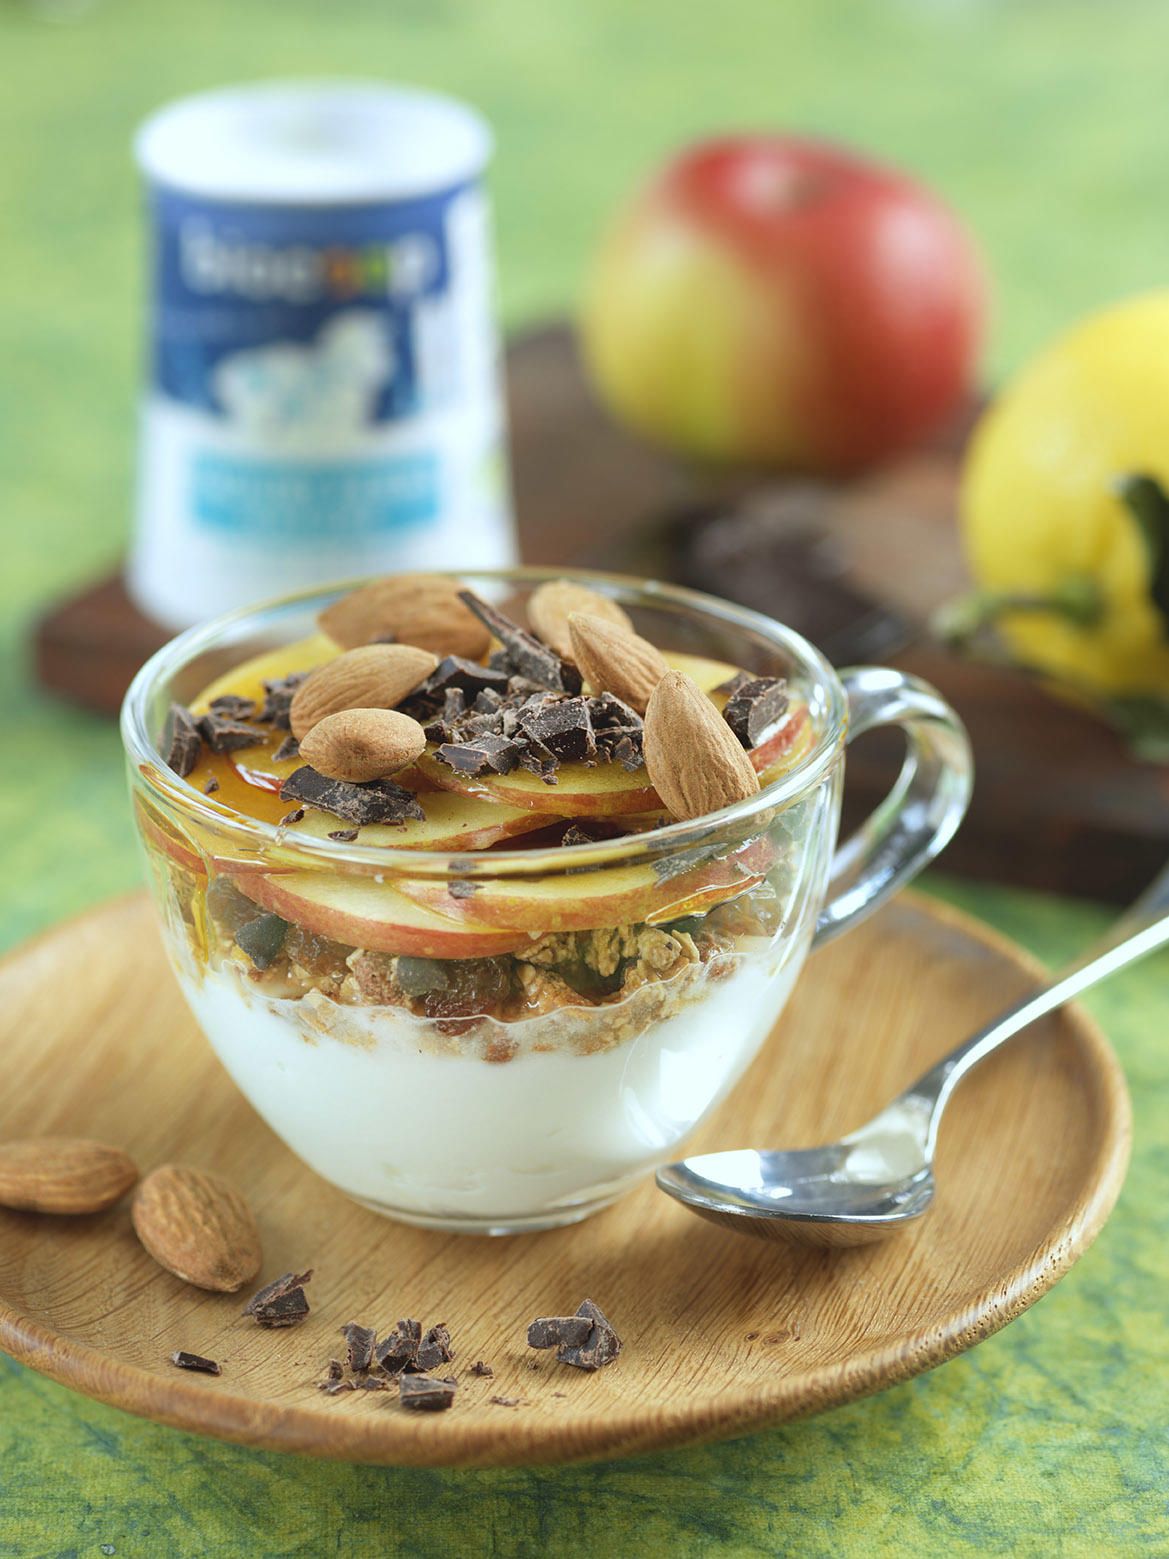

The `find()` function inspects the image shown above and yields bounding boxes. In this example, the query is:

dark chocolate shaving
[435,733,523,776]
[170,1350,221,1375]
[279,807,306,827]
[243,1269,313,1327]
[723,676,789,749]
[327,1358,344,1382]
[448,879,479,899]
[489,1395,522,1408]
[458,590,581,693]
[196,711,265,754]
[258,672,310,730]
[164,704,203,778]
[208,694,257,721]
[527,1315,593,1350]
[235,912,288,971]
[318,1378,357,1395]
[374,1318,422,1375]
[203,776,220,796]
[357,1375,390,1392]
[341,1322,377,1373]
[469,1360,494,1378]
[398,1374,457,1412]
[519,696,596,763]
[713,669,753,698]
[414,1323,453,1373]
[328,828,360,842]
[423,655,511,701]
[555,1299,622,1372]
[272,734,300,763]
[280,767,425,825]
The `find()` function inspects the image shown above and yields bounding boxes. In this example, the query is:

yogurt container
[129,82,515,629]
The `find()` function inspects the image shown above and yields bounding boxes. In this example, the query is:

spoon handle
[912,860,1169,1152]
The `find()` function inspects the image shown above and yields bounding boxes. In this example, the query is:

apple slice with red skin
[234,871,531,959]
[397,836,774,934]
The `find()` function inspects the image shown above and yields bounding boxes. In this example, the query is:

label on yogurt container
[131,179,514,627]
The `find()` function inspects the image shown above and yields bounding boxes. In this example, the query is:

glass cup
[122,569,972,1234]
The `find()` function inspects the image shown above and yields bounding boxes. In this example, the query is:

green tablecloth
[2,2,1167,1552]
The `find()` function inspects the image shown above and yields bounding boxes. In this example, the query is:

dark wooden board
[33,324,1169,902]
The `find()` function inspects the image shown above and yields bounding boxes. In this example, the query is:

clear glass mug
[121,570,972,1234]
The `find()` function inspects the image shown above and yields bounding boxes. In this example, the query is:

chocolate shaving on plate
[243,1269,312,1327]
[170,1350,221,1375]
[458,590,581,694]
[280,767,425,826]
[317,1378,357,1395]
[164,704,203,778]
[556,1299,622,1372]
[526,1315,593,1350]
[489,1396,522,1408]
[197,710,265,754]
[398,1374,457,1412]
[326,1358,344,1382]
[414,1323,454,1373]
[374,1318,422,1374]
[340,1322,377,1373]
[468,1360,494,1378]
[723,676,789,749]
[357,1376,390,1392]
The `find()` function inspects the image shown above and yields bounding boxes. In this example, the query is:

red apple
[582,136,985,473]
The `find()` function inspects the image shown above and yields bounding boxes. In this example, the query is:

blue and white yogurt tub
[129,81,516,629]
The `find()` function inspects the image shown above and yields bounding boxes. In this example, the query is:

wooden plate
[0,892,1129,1466]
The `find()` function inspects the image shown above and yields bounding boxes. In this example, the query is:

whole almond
[299,708,427,782]
[529,580,633,659]
[289,644,437,740]
[0,1137,138,1214]
[131,1164,262,1293]
[567,612,669,715]
[644,671,761,821]
[319,574,491,660]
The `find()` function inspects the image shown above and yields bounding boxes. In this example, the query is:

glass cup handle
[812,666,973,950]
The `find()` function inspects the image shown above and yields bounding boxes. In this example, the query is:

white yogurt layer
[177,947,806,1229]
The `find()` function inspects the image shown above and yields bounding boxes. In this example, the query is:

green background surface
[2,0,1168,1553]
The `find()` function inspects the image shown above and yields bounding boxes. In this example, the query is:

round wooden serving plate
[0,892,1130,1466]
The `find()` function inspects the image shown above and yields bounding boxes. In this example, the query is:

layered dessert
[134,574,832,1231]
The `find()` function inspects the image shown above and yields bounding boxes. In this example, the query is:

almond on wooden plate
[318,574,492,661]
[528,579,633,660]
[289,644,437,740]
[0,1137,138,1214]
[299,708,428,783]
[567,612,669,715]
[644,670,761,821]
[131,1164,262,1292]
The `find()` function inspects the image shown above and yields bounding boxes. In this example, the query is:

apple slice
[193,632,339,712]
[398,837,773,933]
[235,871,530,958]
[415,750,661,817]
[290,789,555,853]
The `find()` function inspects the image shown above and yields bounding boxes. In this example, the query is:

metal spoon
[657,861,1169,1246]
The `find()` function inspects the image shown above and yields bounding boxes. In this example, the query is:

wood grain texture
[0,892,1130,1467]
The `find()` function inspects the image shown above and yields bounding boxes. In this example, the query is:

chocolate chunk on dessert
[340,1322,377,1373]
[203,776,220,796]
[272,734,300,763]
[555,1299,622,1372]
[398,1374,457,1412]
[208,694,258,721]
[414,1323,453,1372]
[723,676,789,748]
[519,696,596,763]
[326,1358,344,1382]
[423,655,511,702]
[713,669,753,698]
[197,710,265,754]
[280,767,425,825]
[235,912,288,971]
[170,1350,221,1375]
[526,1315,594,1350]
[468,1360,494,1378]
[279,807,306,827]
[243,1269,312,1327]
[374,1318,422,1374]
[328,828,360,842]
[436,733,523,776]
[164,704,203,778]
[257,672,310,729]
[458,590,581,694]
